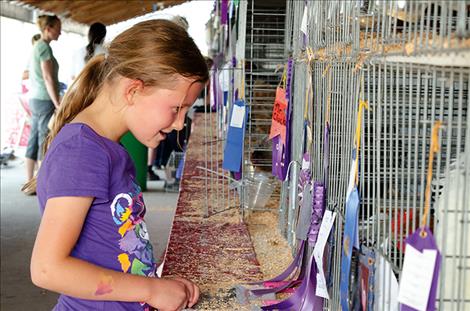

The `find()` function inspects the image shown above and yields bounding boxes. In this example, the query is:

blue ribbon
[222,100,246,172]
[340,182,360,310]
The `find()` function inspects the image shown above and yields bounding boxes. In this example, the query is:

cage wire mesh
[282,0,470,310]
[203,0,469,309]
[197,67,241,218]
[241,0,287,214]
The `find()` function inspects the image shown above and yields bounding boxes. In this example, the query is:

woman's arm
[31,196,199,310]
[40,59,60,109]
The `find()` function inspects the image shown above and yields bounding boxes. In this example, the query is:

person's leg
[25,158,36,181]
[162,131,179,183]
[24,99,39,183]
[148,148,157,166]
[36,101,54,161]
[147,148,160,180]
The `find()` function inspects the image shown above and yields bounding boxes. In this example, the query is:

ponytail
[45,54,109,155]
[22,55,109,193]
[85,43,96,62]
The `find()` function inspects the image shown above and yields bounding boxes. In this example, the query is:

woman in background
[22,15,61,195]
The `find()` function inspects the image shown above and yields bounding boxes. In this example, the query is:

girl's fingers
[171,277,199,307]
[188,283,200,307]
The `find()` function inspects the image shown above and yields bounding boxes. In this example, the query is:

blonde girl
[30,20,208,311]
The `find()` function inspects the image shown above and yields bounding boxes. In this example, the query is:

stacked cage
[242,0,287,213]
[201,0,289,217]
[205,1,468,309]
[279,0,469,310]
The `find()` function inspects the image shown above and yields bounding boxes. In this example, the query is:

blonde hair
[36,15,60,33]
[46,19,208,154]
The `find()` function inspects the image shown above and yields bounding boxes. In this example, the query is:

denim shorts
[25,98,55,161]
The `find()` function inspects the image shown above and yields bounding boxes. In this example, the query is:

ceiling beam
[12,0,188,26]
[4,1,87,35]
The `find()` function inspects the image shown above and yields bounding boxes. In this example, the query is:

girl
[22,15,61,195]
[30,20,208,311]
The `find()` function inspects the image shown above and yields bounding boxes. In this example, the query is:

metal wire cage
[360,62,469,310]
[241,0,288,213]
[206,1,469,309]
[282,0,469,310]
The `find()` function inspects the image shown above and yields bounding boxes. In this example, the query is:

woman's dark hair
[85,22,107,62]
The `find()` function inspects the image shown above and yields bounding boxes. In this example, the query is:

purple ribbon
[272,57,293,181]
[211,68,223,112]
[257,181,325,310]
[221,0,228,25]
[272,136,287,180]
[261,251,323,310]
[308,182,326,246]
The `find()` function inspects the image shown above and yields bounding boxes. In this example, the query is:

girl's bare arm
[31,196,198,310]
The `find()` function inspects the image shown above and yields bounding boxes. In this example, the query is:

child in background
[30,20,208,311]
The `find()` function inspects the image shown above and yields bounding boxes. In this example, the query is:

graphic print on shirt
[110,181,156,277]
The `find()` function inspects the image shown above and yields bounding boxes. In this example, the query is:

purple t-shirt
[37,123,157,311]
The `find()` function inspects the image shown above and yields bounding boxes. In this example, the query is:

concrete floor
[0,157,179,310]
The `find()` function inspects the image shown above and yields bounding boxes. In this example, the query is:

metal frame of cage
[278,0,470,310]
[199,0,289,218]
[203,0,468,308]
[360,60,469,310]
[197,66,241,218]
[241,0,287,214]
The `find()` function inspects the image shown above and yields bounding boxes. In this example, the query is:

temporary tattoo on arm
[94,273,113,296]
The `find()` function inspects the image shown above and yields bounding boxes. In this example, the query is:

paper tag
[313,210,336,299]
[230,105,245,128]
[269,87,288,143]
[398,245,437,311]
[306,124,312,147]
[300,5,308,35]
[301,157,310,170]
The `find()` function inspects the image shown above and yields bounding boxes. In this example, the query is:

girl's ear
[124,79,144,106]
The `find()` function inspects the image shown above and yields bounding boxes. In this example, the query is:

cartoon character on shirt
[110,181,156,277]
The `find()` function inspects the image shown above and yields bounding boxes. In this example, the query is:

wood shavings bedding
[162,115,293,310]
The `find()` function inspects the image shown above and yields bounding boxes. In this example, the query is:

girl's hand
[146,277,199,311]
[171,276,200,308]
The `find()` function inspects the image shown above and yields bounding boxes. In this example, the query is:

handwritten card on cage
[398,246,437,310]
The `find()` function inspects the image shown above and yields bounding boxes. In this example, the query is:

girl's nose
[172,113,185,131]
